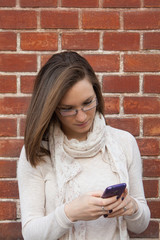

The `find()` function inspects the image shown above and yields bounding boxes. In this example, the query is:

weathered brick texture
[0,32,17,51]
[103,0,141,8]
[62,32,100,50]
[0,54,37,72]
[124,11,160,30]
[41,10,79,29]
[106,118,140,136]
[144,0,160,7]
[0,160,17,178]
[0,0,16,7]
[0,1,159,239]
[103,32,140,51]
[0,10,37,29]
[20,0,57,7]
[0,76,17,93]
[82,11,120,29]
[102,75,139,93]
[61,0,99,8]
[21,33,58,51]
[84,54,120,72]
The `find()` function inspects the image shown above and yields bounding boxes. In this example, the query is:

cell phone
[102,183,126,198]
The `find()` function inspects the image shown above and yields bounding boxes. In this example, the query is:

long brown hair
[25,51,104,167]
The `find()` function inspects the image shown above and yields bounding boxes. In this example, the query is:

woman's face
[56,78,97,141]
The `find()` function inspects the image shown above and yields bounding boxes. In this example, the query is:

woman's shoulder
[18,144,52,176]
[105,125,136,146]
[105,125,140,167]
[105,125,134,137]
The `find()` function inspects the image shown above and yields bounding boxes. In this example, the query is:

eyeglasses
[57,98,98,117]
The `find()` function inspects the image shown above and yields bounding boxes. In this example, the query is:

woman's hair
[25,51,104,167]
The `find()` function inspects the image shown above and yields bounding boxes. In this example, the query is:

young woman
[18,51,150,240]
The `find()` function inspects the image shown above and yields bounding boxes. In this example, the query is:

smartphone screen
[102,183,126,198]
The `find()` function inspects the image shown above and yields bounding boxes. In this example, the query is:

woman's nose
[75,109,87,122]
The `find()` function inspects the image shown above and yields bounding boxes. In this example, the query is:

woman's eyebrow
[60,95,95,107]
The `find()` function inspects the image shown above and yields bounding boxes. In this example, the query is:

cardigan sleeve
[17,146,74,240]
[122,133,150,234]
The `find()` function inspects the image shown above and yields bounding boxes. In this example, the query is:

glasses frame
[57,98,98,117]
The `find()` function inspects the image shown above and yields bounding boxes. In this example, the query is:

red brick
[41,54,52,67]
[0,10,37,29]
[129,221,159,238]
[124,97,160,114]
[124,54,160,72]
[0,0,16,7]
[137,138,159,156]
[0,54,37,72]
[61,0,98,7]
[21,76,35,93]
[0,32,16,51]
[106,118,139,136]
[143,159,160,177]
[103,32,139,51]
[144,33,160,50]
[0,139,23,158]
[21,32,58,51]
[20,0,57,7]
[104,97,119,114]
[0,202,16,220]
[103,0,140,8]
[102,75,139,93]
[144,0,160,7]
[124,11,160,30]
[148,201,160,218]
[62,32,99,50]
[0,97,30,114]
[41,10,78,29]
[83,54,119,72]
[0,75,17,93]
[20,118,26,137]
[0,180,19,198]
[144,75,160,93]
[0,223,23,240]
[0,160,17,178]
[0,118,17,137]
[143,180,158,198]
[143,117,160,136]
[82,11,119,30]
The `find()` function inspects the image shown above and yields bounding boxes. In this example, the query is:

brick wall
[0,0,160,239]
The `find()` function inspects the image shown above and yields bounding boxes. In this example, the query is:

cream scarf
[49,113,129,240]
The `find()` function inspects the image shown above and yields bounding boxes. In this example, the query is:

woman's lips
[75,120,89,127]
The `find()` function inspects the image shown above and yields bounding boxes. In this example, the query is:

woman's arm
[103,131,150,233]
[18,146,73,240]
[123,134,150,233]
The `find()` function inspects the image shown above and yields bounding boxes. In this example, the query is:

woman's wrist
[132,198,138,214]
[64,202,77,222]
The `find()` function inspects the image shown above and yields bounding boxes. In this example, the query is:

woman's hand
[64,191,123,222]
[64,189,138,222]
[106,189,138,218]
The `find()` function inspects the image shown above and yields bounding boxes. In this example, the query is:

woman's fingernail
[109,209,113,214]
[121,197,124,201]
[104,214,108,218]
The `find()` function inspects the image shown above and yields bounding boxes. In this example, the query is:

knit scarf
[49,112,129,240]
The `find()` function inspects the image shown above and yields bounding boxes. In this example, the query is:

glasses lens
[83,99,97,112]
[58,98,98,117]
[59,109,76,116]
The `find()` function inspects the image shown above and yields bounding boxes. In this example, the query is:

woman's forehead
[59,78,95,105]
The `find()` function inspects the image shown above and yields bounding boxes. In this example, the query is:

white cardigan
[18,126,150,240]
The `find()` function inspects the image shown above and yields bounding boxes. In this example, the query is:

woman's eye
[84,100,92,105]
[61,107,72,111]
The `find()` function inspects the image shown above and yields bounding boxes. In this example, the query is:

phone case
[102,183,126,198]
